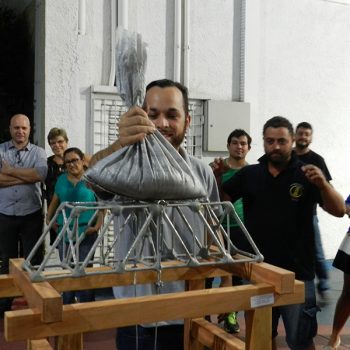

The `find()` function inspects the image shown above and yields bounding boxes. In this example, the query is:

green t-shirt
[222,168,244,228]
[54,173,97,240]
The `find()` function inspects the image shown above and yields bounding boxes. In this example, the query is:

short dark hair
[47,127,68,144]
[64,147,84,160]
[263,116,294,136]
[296,121,313,131]
[227,129,252,148]
[146,79,189,115]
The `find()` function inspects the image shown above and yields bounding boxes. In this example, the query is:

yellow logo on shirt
[290,183,303,199]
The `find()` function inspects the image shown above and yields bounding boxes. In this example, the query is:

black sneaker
[224,312,240,334]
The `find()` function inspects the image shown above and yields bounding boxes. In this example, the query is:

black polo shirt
[223,152,321,280]
[297,150,332,182]
[297,150,331,215]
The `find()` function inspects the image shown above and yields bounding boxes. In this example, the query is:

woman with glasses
[45,128,69,244]
[46,147,104,304]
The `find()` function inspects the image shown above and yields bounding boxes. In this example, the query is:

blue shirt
[0,141,48,216]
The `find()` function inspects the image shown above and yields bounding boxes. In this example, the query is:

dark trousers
[0,210,44,314]
[58,233,97,304]
[313,215,329,291]
[0,210,44,274]
[116,324,184,350]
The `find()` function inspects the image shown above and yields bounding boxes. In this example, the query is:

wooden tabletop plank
[46,260,295,294]
[1,258,295,299]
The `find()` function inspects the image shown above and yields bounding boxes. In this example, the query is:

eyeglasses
[49,139,66,146]
[64,158,81,165]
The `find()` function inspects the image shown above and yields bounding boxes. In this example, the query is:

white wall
[188,0,236,100]
[244,0,350,258]
[127,0,238,99]
[44,0,112,154]
[42,0,350,258]
[128,0,172,82]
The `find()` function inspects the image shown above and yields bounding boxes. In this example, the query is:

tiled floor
[1,263,349,349]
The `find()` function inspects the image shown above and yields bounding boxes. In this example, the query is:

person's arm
[89,141,122,167]
[209,158,231,201]
[221,168,245,203]
[302,164,345,217]
[0,172,25,187]
[85,209,106,235]
[209,158,229,178]
[46,194,60,224]
[83,154,92,168]
[2,167,43,183]
[89,106,155,166]
[1,159,45,183]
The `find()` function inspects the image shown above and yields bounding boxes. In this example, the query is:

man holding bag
[90,79,220,350]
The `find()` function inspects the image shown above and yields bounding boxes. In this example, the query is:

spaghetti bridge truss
[23,199,263,282]
[2,200,305,350]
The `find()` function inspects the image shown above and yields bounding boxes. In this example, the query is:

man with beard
[294,122,332,304]
[222,116,345,350]
[90,79,219,350]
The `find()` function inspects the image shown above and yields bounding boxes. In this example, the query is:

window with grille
[90,86,205,258]
[90,86,204,158]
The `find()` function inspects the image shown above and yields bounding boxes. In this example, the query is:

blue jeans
[58,233,97,304]
[272,280,319,349]
[313,215,329,291]
[116,324,184,350]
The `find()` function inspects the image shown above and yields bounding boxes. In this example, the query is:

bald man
[0,114,47,315]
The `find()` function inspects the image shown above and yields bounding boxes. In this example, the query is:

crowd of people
[0,79,349,350]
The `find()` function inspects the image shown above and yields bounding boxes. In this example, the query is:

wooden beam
[0,263,230,298]
[45,260,295,295]
[47,264,232,292]
[191,318,245,350]
[184,279,206,350]
[1,259,295,297]
[5,282,304,341]
[222,259,295,294]
[27,339,53,350]
[245,307,272,350]
[274,280,304,306]
[55,334,83,350]
[9,259,62,323]
[0,275,22,298]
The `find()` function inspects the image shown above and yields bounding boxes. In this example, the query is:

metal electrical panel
[204,100,250,152]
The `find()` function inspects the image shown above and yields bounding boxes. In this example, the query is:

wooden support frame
[27,339,53,350]
[9,260,62,323]
[190,318,245,350]
[1,258,304,350]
